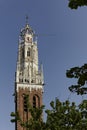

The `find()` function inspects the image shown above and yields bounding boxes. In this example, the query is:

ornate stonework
[15,22,44,130]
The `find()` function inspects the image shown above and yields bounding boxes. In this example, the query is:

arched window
[33,95,40,108]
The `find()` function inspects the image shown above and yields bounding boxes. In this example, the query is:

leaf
[50,101,55,109]
[10,112,16,117]
[10,119,16,123]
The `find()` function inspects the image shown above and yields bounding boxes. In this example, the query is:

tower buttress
[15,21,44,130]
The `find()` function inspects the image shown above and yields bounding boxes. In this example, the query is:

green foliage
[66,64,87,95]
[68,0,87,9]
[11,96,87,130]
[30,105,45,121]
[10,111,21,123]
[46,99,82,130]
[11,94,45,130]
[11,106,45,130]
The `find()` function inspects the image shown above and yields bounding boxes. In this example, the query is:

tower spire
[26,15,29,25]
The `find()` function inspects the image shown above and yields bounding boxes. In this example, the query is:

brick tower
[15,20,44,130]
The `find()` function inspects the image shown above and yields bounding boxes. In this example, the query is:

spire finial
[26,15,29,25]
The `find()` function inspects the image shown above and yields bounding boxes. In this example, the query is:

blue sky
[1,0,87,129]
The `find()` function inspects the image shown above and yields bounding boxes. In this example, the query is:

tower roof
[20,17,34,37]
[20,24,33,37]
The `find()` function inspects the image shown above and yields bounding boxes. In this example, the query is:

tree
[46,99,82,130]
[11,94,45,130]
[11,107,45,130]
[11,96,87,130]
[68,0,87,9]
[46,98,87,130]
[11,63,87,130]
[66,64,87,95]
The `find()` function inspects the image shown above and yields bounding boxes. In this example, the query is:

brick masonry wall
[16,87,43,130]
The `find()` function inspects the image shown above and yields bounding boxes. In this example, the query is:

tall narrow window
[33,96,36,108]
[23,95,29,112]
[33,95,40,108]
[22,48,24,59]
[27,48,30,57]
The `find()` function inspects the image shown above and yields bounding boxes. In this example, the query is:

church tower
[15,19,44,130]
